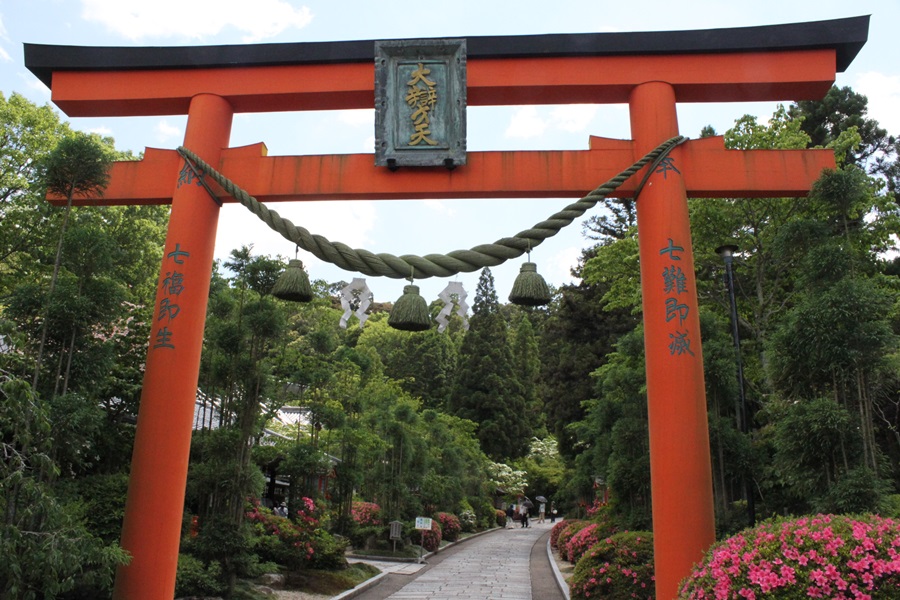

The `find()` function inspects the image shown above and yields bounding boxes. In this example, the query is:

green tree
[0,370,128,599]
[542,248,638,459]
[451,268,531,460]
[31,133,113,390]
[357,318,457,410]
[0,92,71,282]
[510,314,543,432]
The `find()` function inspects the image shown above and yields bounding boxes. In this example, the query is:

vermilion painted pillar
[114,94,233,600]
[629,82,715,599]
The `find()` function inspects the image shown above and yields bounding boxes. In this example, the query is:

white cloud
[421,199,455,216]
[88,126,113,136]
[505,106,547,138]
[25,76,51,97]
[155,119,183,143]
[855,71,900,136]
[0,14,10,62]
[550,105,599,133]
[546,245,582,286]
[339,109,374,126]
[80,0,313,43]
[215,200,377,273]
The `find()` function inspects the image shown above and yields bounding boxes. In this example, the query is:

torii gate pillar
[631,82,715,598]
[113,94,233,599]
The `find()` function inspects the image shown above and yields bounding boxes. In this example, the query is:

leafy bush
[556,520,587,561]
[495,509,507,528]
[245,497,345,570]
[175,554,226,598]
[420,519,443,552]
[566,503,621,562]
[566,523,602,563]
[307,528,349,570]
[351,501,382,526]
[570,531,654,600]
[550,520,569,549]
[435,512,461,542]
[679,514,900,599]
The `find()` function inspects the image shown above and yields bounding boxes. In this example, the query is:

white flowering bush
[678,514,900,599]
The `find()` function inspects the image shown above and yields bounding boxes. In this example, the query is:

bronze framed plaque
[375,39,466,168]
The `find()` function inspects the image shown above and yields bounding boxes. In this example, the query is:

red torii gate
[25,15,868,599]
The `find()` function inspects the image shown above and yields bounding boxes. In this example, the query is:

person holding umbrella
[536,495,548,523]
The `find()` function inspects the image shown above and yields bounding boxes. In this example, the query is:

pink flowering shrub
[567,523,602,563]
[435,512,461,542]
[246,497,333,569]
[551,520,570,549]
[586,497,607,517]
[420,518,443,553]
[678,514,900,599]
[557,520,587,559]
[496,509,507,528]
[350,501,382,526]
[566,503,620,562]
[570,531,655,600]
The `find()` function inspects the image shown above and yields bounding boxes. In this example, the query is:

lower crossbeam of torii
[25,15,868,600]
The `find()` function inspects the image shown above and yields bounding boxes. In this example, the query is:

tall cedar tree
[451,268,531,460]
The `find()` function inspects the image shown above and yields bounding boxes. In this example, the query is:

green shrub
[570,531,654,600]
[494,509,507,528]
[246,498,345,570]
[175,554,226,598]
[678,514,900,599]
[307,529,349,570]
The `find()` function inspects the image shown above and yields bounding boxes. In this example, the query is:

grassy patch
[285,563,380,595]
[351,545,422,559]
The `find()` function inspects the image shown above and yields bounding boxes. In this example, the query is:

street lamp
[715,244,755,527]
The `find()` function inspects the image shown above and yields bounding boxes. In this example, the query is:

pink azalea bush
[570,531,655,600]
[350,501,382,526]
[678,514,900,599]
[551,520,569,549]
[567,523,603,563]
[495,509,508,528]
[566,503,619,562]
[420,518,443,553]
[557,520,587,556]
[245,497,321,568]
[435,512,462,542]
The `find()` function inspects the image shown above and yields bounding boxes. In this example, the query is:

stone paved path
[350,519,565,600]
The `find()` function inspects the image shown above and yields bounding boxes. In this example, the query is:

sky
[1,0,898,308]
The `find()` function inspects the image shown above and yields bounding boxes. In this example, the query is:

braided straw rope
[177,136,684,279]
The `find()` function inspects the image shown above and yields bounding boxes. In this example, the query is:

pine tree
[451,268,531,460]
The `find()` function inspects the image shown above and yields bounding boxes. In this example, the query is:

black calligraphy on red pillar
[659,238,695,357]
[153,243,190,350]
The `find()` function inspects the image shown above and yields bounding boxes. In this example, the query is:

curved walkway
[348,520,565,600]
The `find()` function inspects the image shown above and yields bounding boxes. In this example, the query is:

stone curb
[547,538,570,600]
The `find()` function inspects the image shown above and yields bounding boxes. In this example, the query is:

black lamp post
[715,244,755,527]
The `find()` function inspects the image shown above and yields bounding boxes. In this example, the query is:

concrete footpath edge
[547,538,571,600]
[334,526,502,599]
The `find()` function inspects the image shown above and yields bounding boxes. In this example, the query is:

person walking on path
[538,502,546,523]
[351,519,564,600]
[506,504,515,529]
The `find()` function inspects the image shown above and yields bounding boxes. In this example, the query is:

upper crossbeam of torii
[27,17,866,206]
[24,15,869,600]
